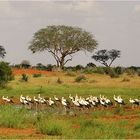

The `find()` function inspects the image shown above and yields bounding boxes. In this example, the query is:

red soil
[0,128,44,138]
[12,68,49,75]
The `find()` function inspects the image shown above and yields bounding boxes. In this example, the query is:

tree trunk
[59,56,65,70]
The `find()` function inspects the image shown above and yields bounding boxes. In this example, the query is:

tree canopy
[92,49,121,67]
[0,61,13,87]
[0,46,6,58]
[29,25,98,69]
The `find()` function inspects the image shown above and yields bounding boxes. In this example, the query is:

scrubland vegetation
[0,67,139,139]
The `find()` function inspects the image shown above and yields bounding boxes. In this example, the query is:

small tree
[21,60,31,68]
[0,61,13,87]
[92,49,121,67]
[0,46,6,58]
[86,62,96,68]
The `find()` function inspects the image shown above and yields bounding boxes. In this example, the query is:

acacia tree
[21,60,31,68]
[29,25,98,69]
[0,46,6,58]
[92,49,121,67]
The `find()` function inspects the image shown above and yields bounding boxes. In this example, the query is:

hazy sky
[0,0,140,66]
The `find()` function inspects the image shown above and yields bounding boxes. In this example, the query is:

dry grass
[10,71,140,88]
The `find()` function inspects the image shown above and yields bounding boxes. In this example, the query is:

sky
[0,0,140,67]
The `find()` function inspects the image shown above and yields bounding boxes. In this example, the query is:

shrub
[114,66,124,75]
[137,70,140,76]
[75,65,84,71]
[86,62,96,68]
[21,73,28,82]
[21,60,31,68]
[105,68,119,78]
[109,70,119,78]
[0,61,14,87]
[121,77,130,82]
[93,67,105,74]
[37,120,62,136]
[46,64,54,71]
[57,77,63,84]
[134,123,140,131]
[89,79,98,83]
[0,105,28,128]
[65,71,76,77]
[75,75,86,82]
[125,68,136,76]
[113,107,124,115]
[33,73,42,78]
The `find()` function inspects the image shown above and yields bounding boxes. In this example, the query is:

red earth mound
[12,68,49,75]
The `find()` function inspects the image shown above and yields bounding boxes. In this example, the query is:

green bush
[0,105,28,128]
[57,77,63,84]
[104,67,119,78]
[0,61,14,87]
[125,69,136,76]
[114,66,124,75]
[109,70,119,78]
[33,73,42,78]
[134,123,140,131]
[75,75,86,82]
[21,73,28,82]
[113,107,124,115]
[37,120,62,136]
[93,67,105,74]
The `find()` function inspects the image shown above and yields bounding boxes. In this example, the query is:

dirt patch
[0,127,44,138]
[103,114,139,121]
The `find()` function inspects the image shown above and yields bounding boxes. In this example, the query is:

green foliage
[134,123,140,131]
[21,60,31,68]
[0,45,6,58]
[75,65,84,71]
[92,49,121,67]
[37,119,62,136]
[36,63,47,70]
[125,68,136,76]
[109,69,119,78]
[46,64,55,71]
[86,62,96,68]
[0,61,14,87]
[113,107,124,115]
[29,25,97,69]
[0,105,28,128]
[33,73,42,78]
[93,67,105,74]
[104,67,119,78]
[114,66,124,75]
[75,75,86,82]
[21,73,28,82]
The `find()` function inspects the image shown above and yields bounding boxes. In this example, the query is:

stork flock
[1,94,140,110]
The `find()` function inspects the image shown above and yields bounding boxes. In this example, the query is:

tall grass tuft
[37,118,63,136]
[0,105,28,128]
[75,75,86,82]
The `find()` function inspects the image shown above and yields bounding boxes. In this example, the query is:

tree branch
[64,55,73,65]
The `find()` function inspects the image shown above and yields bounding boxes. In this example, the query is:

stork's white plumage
[2,96,11,102]
[34,96,39,103]
[129,98,139,106]
[69,94,73,100]
[48,97,54,106]
[54,95,59,101]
